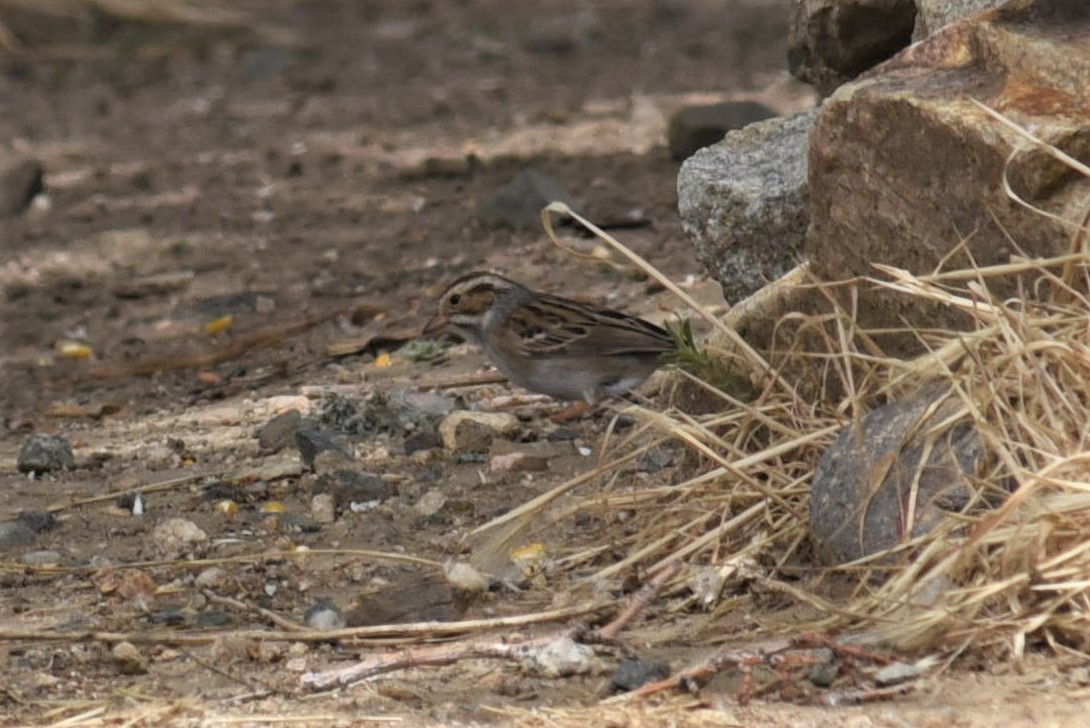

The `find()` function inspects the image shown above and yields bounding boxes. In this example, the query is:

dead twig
[590,561,680,643]
[301,563,679,689]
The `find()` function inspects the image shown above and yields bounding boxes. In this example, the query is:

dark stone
[0,158,43,218]
[475,169,576,230]
[811,386,990,564]
[611,659,671,692]
[0,522,38,551]
[257,409,303,453]
[16,512,56,533]
[294,426,350,470]
[788,0,916,96]
[17,434,75,474]
[667,100,778,161]
[403,429,441,455]
[317,469,396,511]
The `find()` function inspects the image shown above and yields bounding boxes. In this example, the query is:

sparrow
[422,272,675,404]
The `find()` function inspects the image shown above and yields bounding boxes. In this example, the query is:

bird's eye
[449,294,461,305]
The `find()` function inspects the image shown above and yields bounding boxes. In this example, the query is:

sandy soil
[1,1,1088,725]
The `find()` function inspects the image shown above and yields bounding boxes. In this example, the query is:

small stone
[611,659,671,692]
[149,518,209,560]
[439,411,520,453]
[17,434,75,474]
[874,661,922,687]
[194,567,228,589]
[403,429,442,455]
[636,445,675,473]
[305,600,346,631]
[257,409,302,453]
[111,641,149,675]
[490,452,549,473]
[0,157,44,218]
[311,493,336,524]
[20,550,61,566]
[316,469,396,511]
[16,511,56,533]
[295,426,351,470]
[414,489,447,517]
[667,100,778,161]
[475,168,576,230]
[0,522,37,552]
[808,661,840,687]
[520,636,599,678]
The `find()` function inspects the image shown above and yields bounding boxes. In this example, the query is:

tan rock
[438,411,520,452]
[807,0,1090,348]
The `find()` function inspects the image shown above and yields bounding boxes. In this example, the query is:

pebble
[0,522,37,551]
[317,469,396,511]
[414,489,447,517]
[611,659,671,691]
[305,600,346,631]
[195,567,228,589]
[310,493,336,524]
[149,518,209,560]
[17,434,75,474]
[111,641,149,675]
[295,426,352,470]
[257,409,302,453]
[439,411,520,453]
[519,637,599,678]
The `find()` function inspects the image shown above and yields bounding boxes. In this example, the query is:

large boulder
[913,0,1008,39]
[807,0,1090,338]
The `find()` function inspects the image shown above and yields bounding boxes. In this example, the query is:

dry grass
[474,126,1090,666]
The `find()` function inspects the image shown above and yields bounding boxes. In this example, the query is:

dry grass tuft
[473,119,1090,665]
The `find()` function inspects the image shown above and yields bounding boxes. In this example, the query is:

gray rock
[257,409,303,453]
[811,387,987,564]
[20,550,61,566]
[305,600,346,631]
[475,169,576,230]
[294,426,351,470]
[611,659,671,691]
[316,469,396,511]
[913,0,1006,40]
[788,0,916,95]
[667,100,778,162]
[0,522,38,551]
[17,434,75,474]
[0,158,44,218]
[678,108,818,302]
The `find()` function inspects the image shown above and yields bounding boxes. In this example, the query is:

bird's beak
[421,313,449,337]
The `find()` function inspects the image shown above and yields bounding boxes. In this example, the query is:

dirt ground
[2,1,1090,726]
